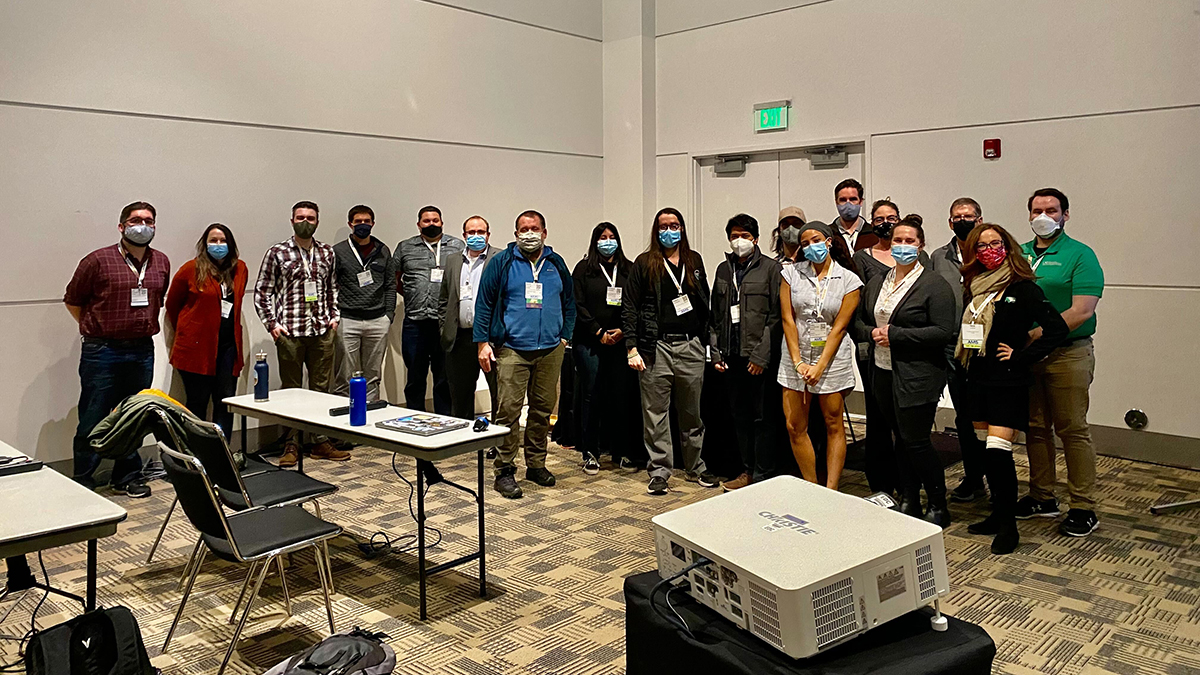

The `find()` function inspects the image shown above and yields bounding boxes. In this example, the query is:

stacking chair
[158,445,341,675]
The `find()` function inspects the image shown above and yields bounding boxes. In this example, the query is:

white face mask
[729,238,754,258]
[1030,213,1061,238]
[517,231,544,253]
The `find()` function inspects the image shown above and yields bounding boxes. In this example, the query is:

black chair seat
[203,505,341,562]
[217,470,336,510]
[241,455,279,476]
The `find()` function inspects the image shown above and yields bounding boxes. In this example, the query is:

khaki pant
[494,344,564,472]
[332,316,391,401]
[1026,339,1096,508]
[640,338,707,480]
[276,329,336,443]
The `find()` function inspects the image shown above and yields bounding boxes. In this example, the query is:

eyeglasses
[125,217,155,226]
[659,223,682,232]
[871,216,899,226]
[975,240,1005,251]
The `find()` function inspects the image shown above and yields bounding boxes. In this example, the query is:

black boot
[918,452,951,528]
[898,486,924,518]
[985,447,1020,554]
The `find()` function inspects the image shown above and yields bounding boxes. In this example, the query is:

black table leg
[240,412,247,456]
[86,539,97,612]
[417,464,427,620]
[477,448,486,598]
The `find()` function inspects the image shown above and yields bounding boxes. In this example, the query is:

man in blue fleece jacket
[474,210,576,499]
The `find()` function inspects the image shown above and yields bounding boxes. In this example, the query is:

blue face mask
[658,229,682,248]
[352,223,373,240]
[837,201,861,222]
[891,244,919,265]
[207,243,229,261]
[465,234,487,252]
[596,239,619,257]
[802,241,829,264]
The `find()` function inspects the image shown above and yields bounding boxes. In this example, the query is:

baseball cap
[778,206,806,223]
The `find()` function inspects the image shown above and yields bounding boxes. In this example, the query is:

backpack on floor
[25,605,157,675]
[262,628,394,675]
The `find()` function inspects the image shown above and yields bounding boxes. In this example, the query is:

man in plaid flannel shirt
[253,200,351,466]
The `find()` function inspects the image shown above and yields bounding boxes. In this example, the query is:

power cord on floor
[650,556,711,641]
[0,553,51,673]
[356,455,444,558]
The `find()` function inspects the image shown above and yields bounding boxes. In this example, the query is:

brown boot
[279,441,300,468]
[309,440,351,461]
[721,472,752,492]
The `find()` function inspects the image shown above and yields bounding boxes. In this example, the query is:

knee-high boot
[919,451,951,528]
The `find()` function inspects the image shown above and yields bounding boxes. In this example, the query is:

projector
[652,476,950,659]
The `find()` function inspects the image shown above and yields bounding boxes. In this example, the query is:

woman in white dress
[778,221,862,489]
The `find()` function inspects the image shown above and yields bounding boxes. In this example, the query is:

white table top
[224,389,510,461]
[0,440,128,557]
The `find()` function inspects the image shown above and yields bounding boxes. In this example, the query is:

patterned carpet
[2,442,1199,674]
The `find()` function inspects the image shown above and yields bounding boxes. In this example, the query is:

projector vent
[812,576,858,648]
[747,581,783,648]
[915,545,937,600]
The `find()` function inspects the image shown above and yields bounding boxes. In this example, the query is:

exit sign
[754,100,790,133]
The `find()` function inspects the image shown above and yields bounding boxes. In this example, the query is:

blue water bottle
[349,371,367,426]
[253,351,270,402]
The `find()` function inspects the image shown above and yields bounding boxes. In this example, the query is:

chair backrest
[152,407,252,507]
[158,443,246,559]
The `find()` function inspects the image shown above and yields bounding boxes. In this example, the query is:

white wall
[0,0,602,461]
[654,0,1200,438]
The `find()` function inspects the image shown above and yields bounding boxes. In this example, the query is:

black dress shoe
[923,505,952,529]
[991,524,1019,554]
[898,493,924,518]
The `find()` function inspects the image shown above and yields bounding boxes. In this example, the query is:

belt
[82,336,153,348]
[659,333,696,344]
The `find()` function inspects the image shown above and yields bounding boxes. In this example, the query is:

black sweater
[572,257,631,346]
[966,279,1069,386]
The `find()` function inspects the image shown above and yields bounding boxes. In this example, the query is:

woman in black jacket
[854,215,958,527]
[572,222,644,476]
[957,223,1068,554]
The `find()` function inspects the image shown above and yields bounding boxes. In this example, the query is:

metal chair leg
[314,545,335,634]
[146,496,178,564]
[163,547,206,653]
[312,501,335,595]
[275,557,292,618]
[228,560,260,625]
[218,556,273,675]
[178,537,203,591]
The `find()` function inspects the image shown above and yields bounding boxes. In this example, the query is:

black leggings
[178,342,238,440]
[872,367,946,501]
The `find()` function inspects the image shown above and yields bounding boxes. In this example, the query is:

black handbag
[25,606,157,675]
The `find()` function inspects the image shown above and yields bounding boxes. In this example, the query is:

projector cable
[650,556,710,640]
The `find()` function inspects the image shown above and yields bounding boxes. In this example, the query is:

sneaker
[309,441,351,461]
[279,442,300,468]
[526,467,556,487]
[721,473,752,492]
[1014,495,1060,520]
[582,453,600,476]
[949,479,987,503]
[696,472,720,489]
[618,457,639,471]
[1059,509,1099,537]
[112,480,152,499]
[332,438,356,452]
[494,472,523,499]
[647,476,669,495]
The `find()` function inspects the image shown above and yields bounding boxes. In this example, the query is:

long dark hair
[646,207,697,291]
[960,223,1036,290]
[584,222,632,275]
[194,223,239,289]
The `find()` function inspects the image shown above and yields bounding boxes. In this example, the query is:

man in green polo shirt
[1016,187,1104,537]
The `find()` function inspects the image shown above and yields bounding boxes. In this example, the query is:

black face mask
[420,225,443,239]
[952,219,977,241]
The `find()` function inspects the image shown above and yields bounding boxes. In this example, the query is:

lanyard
[600,262,618,288]
[122,249,148,288]
[966,291,998,323]
[880,266,917,308]
[297,244,315,280]
[806,267,832,318]
[529,256,547,282]
[423,238,443,267]
[663,259,686,295]
[348,237,372,269]
[220,282,229,298]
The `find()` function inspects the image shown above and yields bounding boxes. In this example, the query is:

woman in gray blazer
[853,215,958,527]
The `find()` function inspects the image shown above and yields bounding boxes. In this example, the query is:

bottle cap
[255,351,267,361]
[352,371,364,378]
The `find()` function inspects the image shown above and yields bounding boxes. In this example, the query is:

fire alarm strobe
[984,138,1001,159]
[653,476,951,659]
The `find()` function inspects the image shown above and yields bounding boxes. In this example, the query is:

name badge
[130,287,149,307]
[808,321,830,349]
[357,269,374,287]
[430,268,444,283]
[730,305,740,324]
[525,281,543,308]
[606,286,623,306]
[962,323,985,349]
[672,294,693,316]
[220,299,233,318]
[304,280,318,302]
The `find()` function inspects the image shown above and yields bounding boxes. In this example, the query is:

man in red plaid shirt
[253,201,350,467]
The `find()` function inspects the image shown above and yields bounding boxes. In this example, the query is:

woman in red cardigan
[165,223,247,439]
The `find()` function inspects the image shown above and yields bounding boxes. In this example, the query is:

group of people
[59,180,1103,560]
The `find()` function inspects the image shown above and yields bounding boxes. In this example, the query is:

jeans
[724,355,774,481]
[574,341,644,462]
[73,340,153,487]
[276,329,336,444]
[494,344,564,472]
[640,338,707,480]
[178,342,238,440]
[946,358,986,486]
[872,367,946,503]
[1027,339,1097,508]
[333,315,391,401]
[401,318,451,415]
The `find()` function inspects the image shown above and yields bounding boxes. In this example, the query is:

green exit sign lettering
[754,100,790,133]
